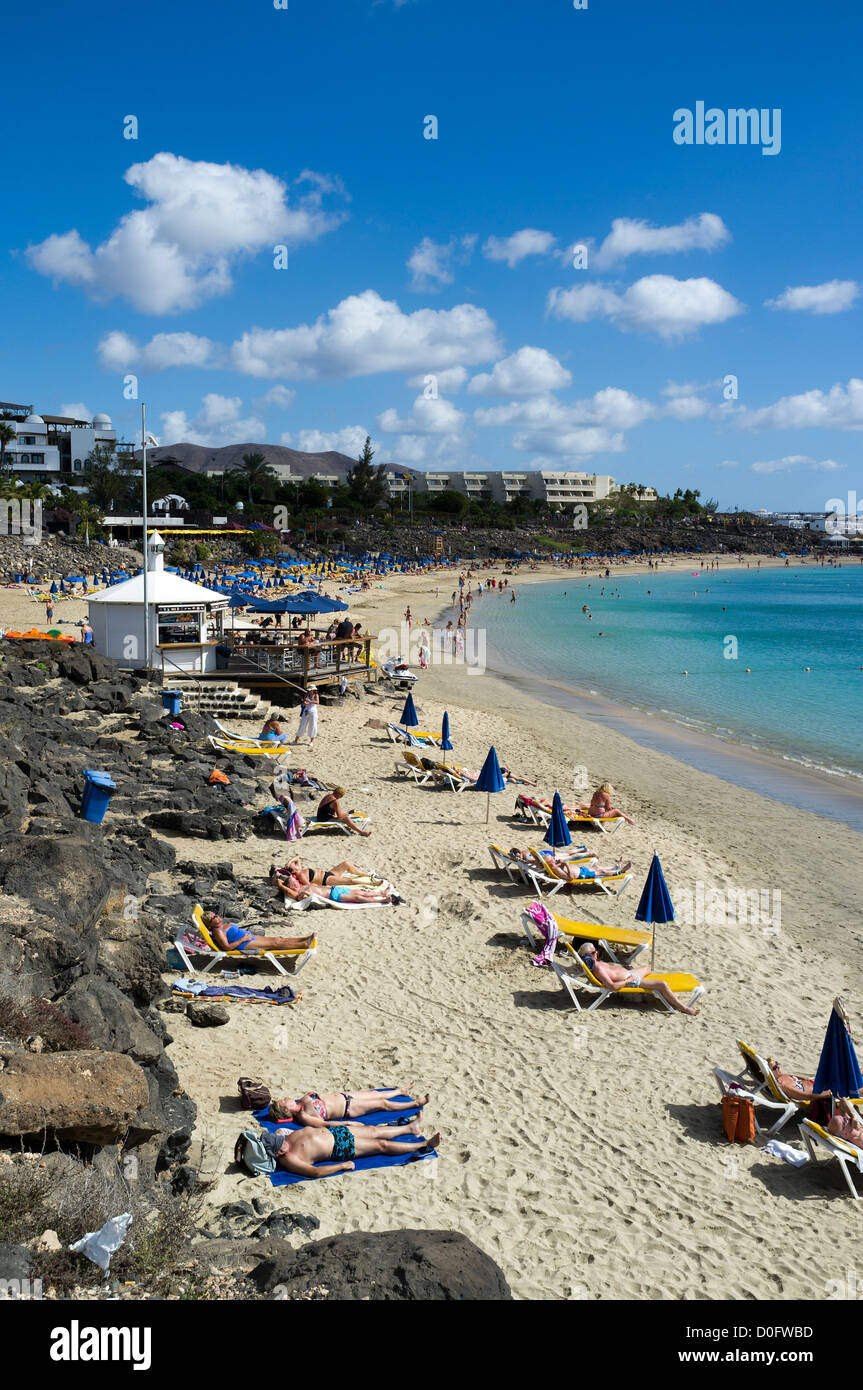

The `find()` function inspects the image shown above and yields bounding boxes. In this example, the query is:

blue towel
[253,1091,435,1184]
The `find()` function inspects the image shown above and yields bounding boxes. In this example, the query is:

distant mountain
[138,441,410,480]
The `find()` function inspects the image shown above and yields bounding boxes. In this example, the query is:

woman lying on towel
[201,911,314,954]
[271,857,383,894]
[269,1087,430,1126]
[268,868,402,906]
[546,855,631,881]
[271,1121,440,1178]
[576,782,636,825]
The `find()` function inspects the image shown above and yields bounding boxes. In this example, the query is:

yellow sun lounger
[736,1040,863,1121]
[551,950,703,1012]
[520,906,652,963]
[174,904,317,976]
[208,735,291,759]
[301,812,371,835]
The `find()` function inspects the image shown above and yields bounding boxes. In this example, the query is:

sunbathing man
[316,786,370,836]
[577,942,700,1015]
[268,867,400,906]
[577,782,636,825]
[828,1097,863,1147]
[271,1120,440,1178]
[269,1087,430,1127]
[547,855,632,881]
[201,911,314,954]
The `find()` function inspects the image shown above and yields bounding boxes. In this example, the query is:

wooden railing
[222,634,373,684]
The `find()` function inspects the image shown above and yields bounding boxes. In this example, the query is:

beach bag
[234,1129,276,1176]
[721,1094,756,1144]
[208,768,230,785]
[238,1076,271,1111]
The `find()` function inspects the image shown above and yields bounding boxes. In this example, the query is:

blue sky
[2,0,861,509]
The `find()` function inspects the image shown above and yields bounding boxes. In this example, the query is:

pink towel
[527,899,558,967]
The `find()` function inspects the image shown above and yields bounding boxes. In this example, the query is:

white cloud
[407,234,476,290]
[260,385,296,409]
[160,394,266,447]
[737,378,863,431]
[405,366,468,393]
[280,426,370,457]
[716,459,740,469]
[28,152,346,314]
[750,454,843,474]
[547,274,744,339]
[482,228,557,268]
[59,402,91,421]
[593,213,730,269]
[467,346,571,396]
[98,329,222,371]
[513,426,625,458]
[231,289,501,379]
[474,387,654,432]
[377,395,465,435]
[765,280,860,315]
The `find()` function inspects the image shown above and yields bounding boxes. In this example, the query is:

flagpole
[141,402,150,669]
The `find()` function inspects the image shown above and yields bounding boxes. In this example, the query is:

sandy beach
[4,557,863,1301]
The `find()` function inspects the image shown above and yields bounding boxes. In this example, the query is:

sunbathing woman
[259,712,290,745]
[268,867,400,906]
[766,1058,834,1105]
[201,911,314,953]
[577,782,636,825]
[272,1121,440,1178]
[317,786,370,836]
[269,1087,430,1127]
[272,857,382,891]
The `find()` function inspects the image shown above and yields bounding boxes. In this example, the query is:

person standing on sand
[294,685,319,748]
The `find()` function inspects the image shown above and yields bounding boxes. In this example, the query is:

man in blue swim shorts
[273,1120,441,1179]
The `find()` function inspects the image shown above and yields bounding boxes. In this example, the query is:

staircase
[169,680,270,722]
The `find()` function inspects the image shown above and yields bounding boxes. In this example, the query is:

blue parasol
[400,692,419,728]
[814,998,863,1100]
[439,711,452,766]
[635,852,675,971]
[542,791,572,849]
[474,746,506,823]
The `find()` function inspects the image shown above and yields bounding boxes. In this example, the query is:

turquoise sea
[477,564,863,826]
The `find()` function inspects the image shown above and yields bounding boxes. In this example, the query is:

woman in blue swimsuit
[201,912,314,953]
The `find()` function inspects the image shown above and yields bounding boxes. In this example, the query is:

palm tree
[17,480,54,502]
[73,500,104,548]
[232,452,277,502]
[0,422,16,473]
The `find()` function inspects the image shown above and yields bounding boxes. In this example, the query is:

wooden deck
[165,633,375,697]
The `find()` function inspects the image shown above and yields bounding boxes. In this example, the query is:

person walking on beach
[271,1120,440,1178]
[46,601,54,624]
[294,685,319,748]
[577,943,700,1015]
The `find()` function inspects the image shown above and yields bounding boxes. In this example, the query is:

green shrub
[0,994,93,1052]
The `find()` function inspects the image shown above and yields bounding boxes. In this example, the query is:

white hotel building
[384,468,654,508]
[0,401,131,485]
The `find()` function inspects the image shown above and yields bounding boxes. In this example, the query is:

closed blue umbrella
[440,711,452,767]
[814,999,863,1100]
[474,745,506,824]
[542,791,572,849]
[401,692,419,728]
[49,581,58,594]
[635,852,675,971]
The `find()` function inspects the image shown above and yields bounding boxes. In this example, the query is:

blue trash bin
[80,770,116,825]
[162,690,182,717]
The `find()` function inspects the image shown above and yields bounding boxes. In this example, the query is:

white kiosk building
[87,531,228,673]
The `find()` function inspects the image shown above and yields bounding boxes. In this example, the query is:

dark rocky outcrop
[250,1229,514,1301]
